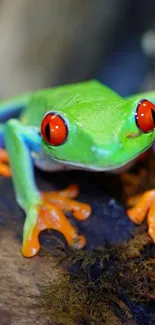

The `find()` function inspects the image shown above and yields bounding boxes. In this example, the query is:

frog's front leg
[4,120,91,257]
[127,191,155,242]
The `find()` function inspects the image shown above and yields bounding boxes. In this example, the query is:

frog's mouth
[50,157,134,172]
[50,144,151,173]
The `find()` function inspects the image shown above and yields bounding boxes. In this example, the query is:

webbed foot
[22,185,91,257]
[127,190,155,242]
[0,149,11,176]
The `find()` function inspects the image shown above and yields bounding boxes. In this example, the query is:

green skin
[1,80,155,249]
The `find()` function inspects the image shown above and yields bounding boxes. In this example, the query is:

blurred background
[0,0,155,98]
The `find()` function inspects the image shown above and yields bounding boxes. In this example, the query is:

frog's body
[1,80,155,257]
[21,82,155,172]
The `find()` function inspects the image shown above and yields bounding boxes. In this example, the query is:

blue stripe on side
[0,133,4,147]
[0,105,24,123]
[0,104,25,148]
[0,125,4,148]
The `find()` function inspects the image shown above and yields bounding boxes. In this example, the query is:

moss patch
[35,233,155,325]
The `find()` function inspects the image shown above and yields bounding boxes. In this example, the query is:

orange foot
[22,184,91,257]
[0,148,11,176]
[127,190,155,242]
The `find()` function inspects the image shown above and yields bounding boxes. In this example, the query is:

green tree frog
[0,80,155,257]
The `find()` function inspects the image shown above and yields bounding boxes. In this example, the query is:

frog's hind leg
[127,190,155,242]
[4,119,91,257]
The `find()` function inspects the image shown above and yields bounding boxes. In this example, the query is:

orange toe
[0,149,11,176]
[0,162,11,177]
[71,235,86,249]
[0,148,9,162]
[42,191,91,221]
[22,233,40,257]
[147,202,155,242]
[127,190,155,224]
[44,184,79,199]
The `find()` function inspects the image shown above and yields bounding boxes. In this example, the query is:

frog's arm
[4,118,90,257]
[4,120,41,209]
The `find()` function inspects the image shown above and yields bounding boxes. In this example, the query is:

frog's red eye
[135,99,155,133]
[41,112,68,146]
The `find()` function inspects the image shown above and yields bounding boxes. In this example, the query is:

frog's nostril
[91,145,110,159]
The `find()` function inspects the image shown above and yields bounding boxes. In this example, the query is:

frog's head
[40,97,155,171]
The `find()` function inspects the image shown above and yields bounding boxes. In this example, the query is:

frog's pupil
[151,108,155,124]
[45,123,50,142]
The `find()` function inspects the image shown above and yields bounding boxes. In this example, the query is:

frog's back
[20,80,122,127]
